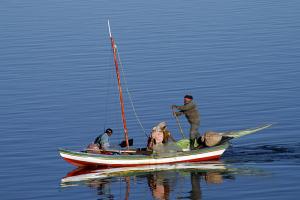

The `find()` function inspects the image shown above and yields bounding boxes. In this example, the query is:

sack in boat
[86,143,101,153]
[201,131,223,147]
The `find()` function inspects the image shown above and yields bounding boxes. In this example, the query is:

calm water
[1,0,300,199]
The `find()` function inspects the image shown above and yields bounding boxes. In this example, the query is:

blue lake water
[1,0,300,199]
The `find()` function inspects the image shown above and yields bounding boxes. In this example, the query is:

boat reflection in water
[60,162,262,200]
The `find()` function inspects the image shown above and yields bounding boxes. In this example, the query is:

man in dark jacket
[172,95,200,150]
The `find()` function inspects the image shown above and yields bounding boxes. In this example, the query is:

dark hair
[105,128,113,134]
[184,95,193,100]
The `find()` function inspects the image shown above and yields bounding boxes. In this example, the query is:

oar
[172,109,186,139]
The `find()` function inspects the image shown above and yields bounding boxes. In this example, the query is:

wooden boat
[58,21,272,168]
[59,124,271,167]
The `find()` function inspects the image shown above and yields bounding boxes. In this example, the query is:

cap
[184,95,193,100]
[105,128,113,134]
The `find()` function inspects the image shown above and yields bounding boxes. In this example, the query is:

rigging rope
[103,52,111,132]
[115,45,148,137]
[104,50,119,133]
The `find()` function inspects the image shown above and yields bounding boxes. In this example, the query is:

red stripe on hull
[62,155,221,168]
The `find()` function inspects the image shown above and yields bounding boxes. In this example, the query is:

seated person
[156,122,176,144]
[147,126,164,151]
[94,128,113,150]
[147,122,177,151]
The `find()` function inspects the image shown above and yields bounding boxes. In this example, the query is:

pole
[172,109,186,139]
[108,20,129,149]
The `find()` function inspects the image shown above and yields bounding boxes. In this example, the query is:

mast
[108,20,129,149]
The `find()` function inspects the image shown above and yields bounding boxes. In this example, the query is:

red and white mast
[108,20,129,149]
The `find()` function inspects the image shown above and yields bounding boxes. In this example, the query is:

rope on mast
[116,47,148,137]
[103,45,118,133]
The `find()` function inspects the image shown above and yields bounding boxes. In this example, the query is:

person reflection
[190,172,202,200]
[146,170,224,200]
[189,171,223,200]
[86,178,114,200]
[147,172,170,200]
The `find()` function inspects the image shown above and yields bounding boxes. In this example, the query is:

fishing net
[153,142,183,156]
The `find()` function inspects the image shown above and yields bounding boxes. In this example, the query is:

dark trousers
[190,123,200,140]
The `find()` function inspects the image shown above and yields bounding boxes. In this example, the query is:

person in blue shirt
[94,128,113,150]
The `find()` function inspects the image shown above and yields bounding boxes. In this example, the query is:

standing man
[172,95,200,150]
